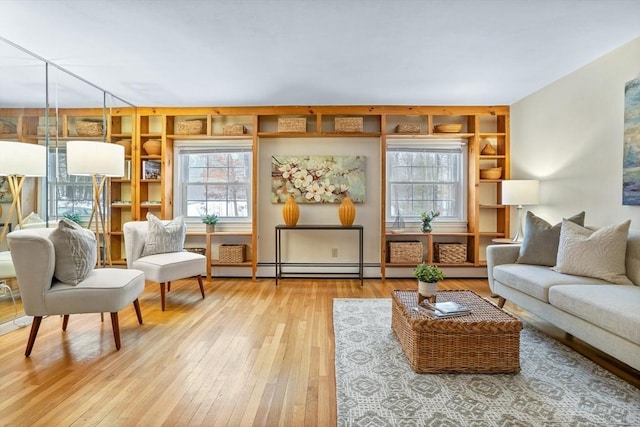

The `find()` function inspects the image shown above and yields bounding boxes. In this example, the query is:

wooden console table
[275,224,363,285]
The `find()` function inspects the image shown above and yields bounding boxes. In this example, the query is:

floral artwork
[272,155,366,203]
[623,77,640,205]
[0,177,12,203]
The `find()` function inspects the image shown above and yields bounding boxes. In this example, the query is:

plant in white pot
[202,214,219,233]
[413,262,444,304]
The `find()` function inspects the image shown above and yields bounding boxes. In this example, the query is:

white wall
[511,37,640,230]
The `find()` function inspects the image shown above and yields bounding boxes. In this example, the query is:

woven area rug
[334,298,640,426]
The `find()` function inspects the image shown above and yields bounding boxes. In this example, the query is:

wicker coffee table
[391,289,522,373]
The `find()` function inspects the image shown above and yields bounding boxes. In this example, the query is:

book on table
[423,301,471,318]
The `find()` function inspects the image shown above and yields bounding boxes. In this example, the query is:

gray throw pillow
[553,219,632,285]
[48,218,97,285]
[516,211,585,266]
[140,213,186,257]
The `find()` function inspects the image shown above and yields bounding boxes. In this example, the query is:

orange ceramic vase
[338,196,356,226]
[282,195,300,226]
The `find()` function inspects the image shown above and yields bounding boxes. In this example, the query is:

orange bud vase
[338,196,356,226]
[282,195,300,226]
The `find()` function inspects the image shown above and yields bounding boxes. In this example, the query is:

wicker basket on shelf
[37,125,59,136]
[0,120,17,134]
[75,120,103,137]
[479,167,502,179]
[433,123,462,133]
[219,244,246,263]
[394,123,421,134]
[388,241,423,264]
[177,119,206,135]
[222,124,246,135]
[335,117,363,132]
[434,243,467,263]
[278,117,307,132]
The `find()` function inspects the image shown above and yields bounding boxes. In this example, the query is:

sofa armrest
[486,244,521,293]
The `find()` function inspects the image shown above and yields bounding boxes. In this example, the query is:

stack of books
[422,301,471,318]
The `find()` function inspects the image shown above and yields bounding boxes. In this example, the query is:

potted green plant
[420,210,440,233]
[413,262,444,303]
[63,212,82,224]
[202,213,219,233]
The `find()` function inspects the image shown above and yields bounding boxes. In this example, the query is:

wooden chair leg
[197,275,205,299]
[25,316,42,357]
[167,281,171,292]
[498,296,506,308]
[160,282,166,311]
[110,312,121,350]
[133,299,143,324]
[62,314,70,331]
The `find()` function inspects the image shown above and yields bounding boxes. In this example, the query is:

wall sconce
[501,180,540,242]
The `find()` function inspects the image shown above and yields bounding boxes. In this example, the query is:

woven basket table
[391,289,522,374]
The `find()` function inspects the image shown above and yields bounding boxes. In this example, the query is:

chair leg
[197,275,205,299]
[62,314,70,331]
[133,299,143,324]
[25,316,43,357]
[167,281,171,292]
[498,297,506,308]
[110,312,121,351]
[160,282,166,311]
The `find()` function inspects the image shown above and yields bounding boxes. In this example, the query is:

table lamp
[66,141,124,266]
[501,179,539,242]
[0,141,47,244]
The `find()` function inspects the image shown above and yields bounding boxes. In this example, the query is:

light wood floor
[0,278,637,426]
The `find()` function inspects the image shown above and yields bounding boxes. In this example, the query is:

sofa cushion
[517,211,585,266]
[493,264,608,302]
[549,284,640,346]
[48,218,97,285]
[553,220,633,285]
[140,213,186,257]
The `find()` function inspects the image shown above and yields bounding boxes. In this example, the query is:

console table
[275,224,363,285]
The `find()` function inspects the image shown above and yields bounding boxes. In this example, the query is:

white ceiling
[1,0,639,108]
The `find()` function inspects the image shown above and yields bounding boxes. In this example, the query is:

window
[175,143,252,222]
[47,148,94,219]
[386,140,467,225]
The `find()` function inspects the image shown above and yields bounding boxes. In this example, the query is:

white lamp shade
[0,140,47,177]
[502,180,539,206]
[66,141,124,177]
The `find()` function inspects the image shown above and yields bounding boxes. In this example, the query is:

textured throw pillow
[553,219,633,285]
[19,211,46,229]
[517,211,585,266]
[140,213,186,257]
[48,218,97,285]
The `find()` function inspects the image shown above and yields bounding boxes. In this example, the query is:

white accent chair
[123,221,206,311]
[7,228,145,356]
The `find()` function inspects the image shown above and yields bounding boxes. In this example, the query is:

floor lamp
[501,180,539,242]
[66,141,124,267]
[0,141,47,245]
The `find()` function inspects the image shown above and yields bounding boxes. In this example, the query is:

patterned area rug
[334,298,640,426]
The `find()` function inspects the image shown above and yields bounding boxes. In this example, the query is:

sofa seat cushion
[549,284,640,345]
[132,251,205,284]
[493,264,608,302]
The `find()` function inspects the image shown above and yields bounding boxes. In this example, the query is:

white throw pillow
[553,219,632,285]
[141,213,186,257]
[48,218,97,285]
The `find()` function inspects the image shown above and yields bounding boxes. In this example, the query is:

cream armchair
[124,220,206,311]
[8,227,145,356]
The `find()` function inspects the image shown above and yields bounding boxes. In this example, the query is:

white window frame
[45,144,94,221]
[386,139,467,231]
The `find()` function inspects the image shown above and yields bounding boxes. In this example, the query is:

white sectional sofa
[487,228,640,372]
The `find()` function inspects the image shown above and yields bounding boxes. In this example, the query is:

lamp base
[512,205,525,242]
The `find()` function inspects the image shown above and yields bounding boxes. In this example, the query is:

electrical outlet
[331,248,338,258]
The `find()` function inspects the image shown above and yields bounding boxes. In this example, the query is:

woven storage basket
[335,117,363,132]
[219,244,245,263]
[177,119,206,135]
[75,120,103,136]
[479,167,502,179]
[395,123,420,134]
[388,241,423,264]
[222,124,246,135]
[433,123,462,133]
[278,117,306,132]
[184,247,206,256]
[434,243,467,263]
[0,120,17,134]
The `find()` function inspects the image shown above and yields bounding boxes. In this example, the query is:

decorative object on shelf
[388,241,422,264]
[0,120,17,134]
[271,155,365,203]
[481,142,497,155]
[37,125,59,136]
[202,213,219,233]
[142,160,161,180]
[75,120,104,137]
[413,263,444,304]
[391,208,405,230]
[176,119,206,135]
[433,123,462,133]
[335,117,363,133]
[116,139,132,156]
[479,167,502,180]
[143,139,162,156]
[420,210,440,233]
[282,195,300,226]
[434,242,467,263]
[338,196,356,226]
[277,117,306,132]
[501,179,540,242]
[394,123,421,134]
[219,244,246,263]
[222,124,247,135]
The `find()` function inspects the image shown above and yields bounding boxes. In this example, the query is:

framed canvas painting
[623,77,640,205]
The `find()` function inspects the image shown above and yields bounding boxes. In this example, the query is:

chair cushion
[140,213,186,257]
[48,218,97,285]
[132,251,205,283]
[516,211,585,266]
[553,220,633,285]
[0,251,15,279]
